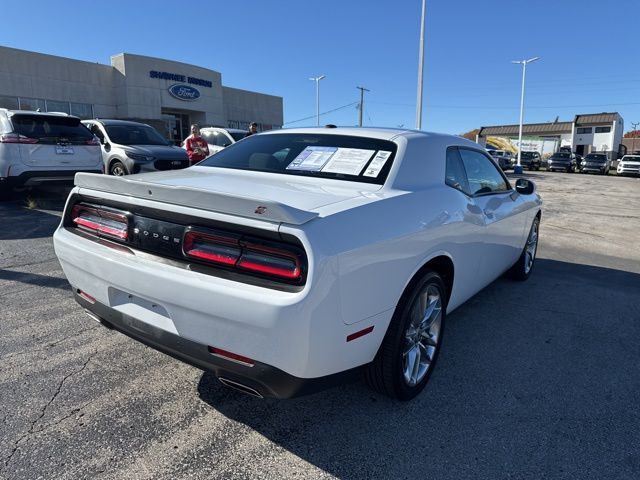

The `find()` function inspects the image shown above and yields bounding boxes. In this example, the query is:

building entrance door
[161,112,191,145]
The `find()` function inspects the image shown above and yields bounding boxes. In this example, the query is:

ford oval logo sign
[168,84,200,101]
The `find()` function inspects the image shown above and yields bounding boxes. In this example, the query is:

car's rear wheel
[109,161,127,176]
[365,271,445,401]
[508,216,539,281]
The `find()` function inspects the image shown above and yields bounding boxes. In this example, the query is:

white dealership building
[0,46,283,144]
[476,112,625,159]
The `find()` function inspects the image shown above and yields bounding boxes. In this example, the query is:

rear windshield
[105,124,167,146]
[10,114,93,144]
[198,133,397,184]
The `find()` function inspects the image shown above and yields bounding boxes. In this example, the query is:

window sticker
[286,146,337,171]
[320,148,376,176]
[363,150,392,177]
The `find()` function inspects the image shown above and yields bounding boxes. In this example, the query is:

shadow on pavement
[0,269,71,291]
[0,187,69,240]
[197,258,640,479]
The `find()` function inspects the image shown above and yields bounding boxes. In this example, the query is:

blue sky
[2,0,639,134]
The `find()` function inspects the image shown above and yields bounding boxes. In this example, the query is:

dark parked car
[519,151,542,171]
[487,149,515,171]
[580,153,611,175]
[547,151,577,173]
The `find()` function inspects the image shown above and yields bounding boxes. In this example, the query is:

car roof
[260,126,471,144]
[84,119,152,127]
[1,108,76,119]
[201,127,246,134]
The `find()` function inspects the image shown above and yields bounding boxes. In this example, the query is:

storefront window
[45,100,70,114]
[0,95,19,109]
[18,97,46,111]
[70,102,93,119]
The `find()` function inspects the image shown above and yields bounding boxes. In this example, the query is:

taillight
[71,204,129,240]
[183,228,303,282]
[237,243,301,280]
[0,133,39,144]
[183,230,241,265]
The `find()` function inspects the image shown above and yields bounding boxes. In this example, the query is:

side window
[89,124,105,143]
[458,148,510,195]
[216,132,232,147]
[445,147,471,195]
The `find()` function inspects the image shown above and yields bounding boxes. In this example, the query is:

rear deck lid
[75,168,381,225]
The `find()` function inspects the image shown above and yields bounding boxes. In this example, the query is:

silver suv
[83,119,189,176]
[0,109,102,194]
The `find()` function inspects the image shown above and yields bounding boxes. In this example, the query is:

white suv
[0,109,102,194]
[617,155,640,176]
[198,127,247,157]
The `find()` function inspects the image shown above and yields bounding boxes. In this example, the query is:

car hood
[74,167,385,225]
[124,145,188,160]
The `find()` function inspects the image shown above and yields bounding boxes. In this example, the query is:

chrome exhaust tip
[84,309,113,329]
[218,377,263,398]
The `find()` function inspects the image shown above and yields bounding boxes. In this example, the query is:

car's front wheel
[508,216,539,281]
[109,160,127,176]
[365,270,445,401]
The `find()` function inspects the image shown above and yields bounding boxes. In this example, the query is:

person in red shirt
[184,124,209,165]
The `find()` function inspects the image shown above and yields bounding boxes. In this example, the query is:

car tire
[0,183,9,201]
[365,270,446,401]
[507,216,539,282]
[109,160,127,176]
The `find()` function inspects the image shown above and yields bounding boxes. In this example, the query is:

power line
[370,100,640,110]
[284,101,359,126]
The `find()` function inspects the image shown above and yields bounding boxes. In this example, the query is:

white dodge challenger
[53,127,542,400]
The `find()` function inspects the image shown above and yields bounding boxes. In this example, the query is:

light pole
[309,75,326,126]
[415,0,426,129]
[512,56,540,174]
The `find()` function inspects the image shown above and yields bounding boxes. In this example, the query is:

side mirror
[104,142,111,152]
[515,178,535,195]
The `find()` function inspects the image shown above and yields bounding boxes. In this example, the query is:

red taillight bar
[183,230,241,265]
[237,243,301,280]
[183,229,303,282]
[71,204,129,240]
[0,133,39,144]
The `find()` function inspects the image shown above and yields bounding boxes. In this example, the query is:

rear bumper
[75,290,361,399]
[53,224,389,380]
[1,169,102,187]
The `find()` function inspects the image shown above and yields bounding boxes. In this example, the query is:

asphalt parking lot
[1,172,639,480]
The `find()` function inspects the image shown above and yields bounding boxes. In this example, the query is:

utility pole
[415,0,427,129]
[356,86,370,127]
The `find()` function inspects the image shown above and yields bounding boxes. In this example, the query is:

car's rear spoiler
[74,173,319,225]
